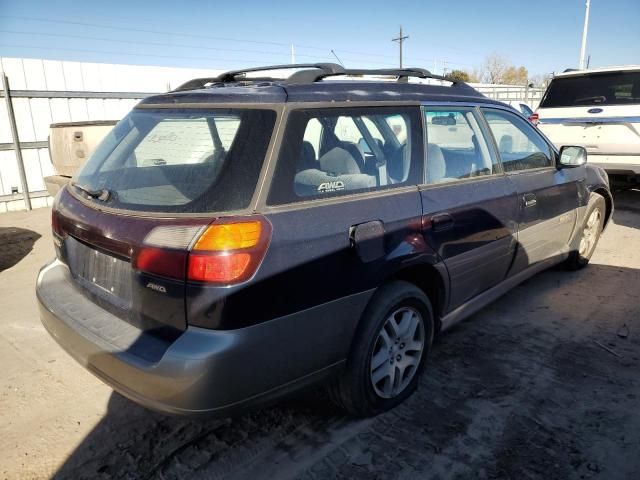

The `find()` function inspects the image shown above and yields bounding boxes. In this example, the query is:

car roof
[139,80,500,106]
[555,65,640,78]
[137,63,501,107]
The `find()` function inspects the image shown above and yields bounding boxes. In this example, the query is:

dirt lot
[1,190,639,480]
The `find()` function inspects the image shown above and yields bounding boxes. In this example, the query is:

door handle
[431,213,454,232]
[523,193,537,208]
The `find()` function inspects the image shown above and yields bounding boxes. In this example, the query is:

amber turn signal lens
[192,221,262,251]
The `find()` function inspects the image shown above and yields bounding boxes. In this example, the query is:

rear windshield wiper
[574,95,607,104]
[71,182,111,202]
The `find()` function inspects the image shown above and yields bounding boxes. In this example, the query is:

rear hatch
[52,106,277,333]
[537,70,640,155]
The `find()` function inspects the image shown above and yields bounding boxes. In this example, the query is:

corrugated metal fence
[0,79,151,211]
[472,84,546,109]
[0,57,222,212]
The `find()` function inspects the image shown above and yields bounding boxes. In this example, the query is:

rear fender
[585,165,614,229]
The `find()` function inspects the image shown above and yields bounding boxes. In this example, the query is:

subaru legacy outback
[37,64,613,417]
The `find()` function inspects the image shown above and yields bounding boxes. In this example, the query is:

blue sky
[0,0,638,76]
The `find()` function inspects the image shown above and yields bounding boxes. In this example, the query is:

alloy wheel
[370,306,425,399]
[579,208,602,257]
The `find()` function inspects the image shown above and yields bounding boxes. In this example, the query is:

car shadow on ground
[51,261,640,480]
[0,227,41,272]
[612,188,640,229]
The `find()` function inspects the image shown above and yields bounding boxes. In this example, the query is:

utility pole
[291,43,296,63]
[392,26,409,68]
[578,0,591,70]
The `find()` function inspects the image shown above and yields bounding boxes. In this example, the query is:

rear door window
[423,107,499,184]
[267,107,423,205]
[73,108,276,213]
[540,71,640,107]
[482,108,554,172]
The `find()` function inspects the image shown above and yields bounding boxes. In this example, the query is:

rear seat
[294,146,377,196]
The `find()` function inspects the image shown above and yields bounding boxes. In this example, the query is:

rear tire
[329,281,434,417]
[565,193,606,270]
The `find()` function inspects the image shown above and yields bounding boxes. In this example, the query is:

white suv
[535,65,640,187]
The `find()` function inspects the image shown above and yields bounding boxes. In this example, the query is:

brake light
[188,252,252,283]
[134,217,271,285]
[52,209,63,237]
[529,112,539,126]
[134,247,187,280]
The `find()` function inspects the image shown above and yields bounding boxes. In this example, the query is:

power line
[0,41,405,70]
[0,30,330,61]
[0,44,291,66]
[3,15,392,59]
[2,15,471,67]
[3,15,291,48]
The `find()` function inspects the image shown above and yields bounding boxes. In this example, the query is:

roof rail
[174,64,462,91]
[287,67,455,85]
[174,63,345,91]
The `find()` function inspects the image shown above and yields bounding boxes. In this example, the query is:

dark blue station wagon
[37,64,613,416]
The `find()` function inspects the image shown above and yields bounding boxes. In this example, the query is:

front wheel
[565,193,606,270]
[329,281,434,417]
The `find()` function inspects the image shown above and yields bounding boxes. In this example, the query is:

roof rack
[174,63,344,91]
[174,63,461,91]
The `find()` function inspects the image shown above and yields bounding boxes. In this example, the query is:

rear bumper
[37,259,372,416]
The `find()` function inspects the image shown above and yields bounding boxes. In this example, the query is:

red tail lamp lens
[52,209,63,236]
[134,247,187,280]
[529,113,539,125]
[187,253,252,283]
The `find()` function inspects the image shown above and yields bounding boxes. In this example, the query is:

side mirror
[558,145,587,168]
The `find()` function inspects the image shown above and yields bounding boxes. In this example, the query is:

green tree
[445,69,471,82]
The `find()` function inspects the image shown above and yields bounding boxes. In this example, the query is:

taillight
[187,220,270,284]
[52,209,63,237]
[134,247,187,280]
[134,217,271,285]
[529,112,539,126]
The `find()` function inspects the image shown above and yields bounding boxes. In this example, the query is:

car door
[420,106,519,311]
[257,105,426,320]
[480,107,581,272]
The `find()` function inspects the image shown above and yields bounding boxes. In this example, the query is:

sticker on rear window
[317,181,345,193]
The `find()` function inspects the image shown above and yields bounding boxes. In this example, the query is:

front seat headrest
[319,147,361,175]
[427,143,447,183]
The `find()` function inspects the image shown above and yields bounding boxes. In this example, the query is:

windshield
[73,108,277,213]
[540,71,640,108]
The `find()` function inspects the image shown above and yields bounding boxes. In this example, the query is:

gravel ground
[1,190,639,480]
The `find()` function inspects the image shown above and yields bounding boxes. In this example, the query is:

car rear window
[540,71,640,108]
[73,108,276,213]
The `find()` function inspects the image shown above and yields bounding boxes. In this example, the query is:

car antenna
[331,50,345,67]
